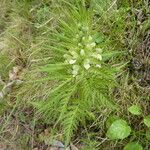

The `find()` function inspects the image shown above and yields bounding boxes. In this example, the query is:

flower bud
[72,65,79,77]
[69,59,76,64]
[72,70,78,77]
[83,59,90,70]
[90,42,96,48]
[92,53,102,60]
[84,63,90,70]
[73,65,79,71]
[96,64,101,68]
[88,36,92,41]
[95,48,102,53]
[78,43,82,47]
[70,50,78,58]
[80,49,85,56]
[96,54,102,60]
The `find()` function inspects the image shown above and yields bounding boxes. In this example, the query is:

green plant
[106,119,131,140]
[124,142,143,150]
[124,105,150,149]
[0,0,149,149]
[106,115,120,128]
[128,105,142,115]
[145,130,150,141]
[81,139,99,150]
[33,2,123,146]
[144,116,150,128]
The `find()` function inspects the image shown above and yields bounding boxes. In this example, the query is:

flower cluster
[63,25,103,77]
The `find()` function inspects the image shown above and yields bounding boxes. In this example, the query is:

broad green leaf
[128,105,142,115]
[144,116,150,127]
[146,130,150,140]
[124,142,143,150]
[106,115,120,128]
[106,119,131,140]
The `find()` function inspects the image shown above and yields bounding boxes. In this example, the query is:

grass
[0,0,149,149]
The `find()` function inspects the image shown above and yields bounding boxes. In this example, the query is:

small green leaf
[106,119,131,140]
[146,130,150,140]
[106,115,120,128]
[128,105,142,115]
[144,116,150,127]
[124,142,143,150]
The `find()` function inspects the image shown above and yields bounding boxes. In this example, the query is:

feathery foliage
[0,0,149,149]
[32,1,123,145]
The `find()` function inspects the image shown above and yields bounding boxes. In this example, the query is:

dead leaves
[0,66,23,100]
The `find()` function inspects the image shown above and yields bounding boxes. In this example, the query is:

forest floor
[0,0,150,150]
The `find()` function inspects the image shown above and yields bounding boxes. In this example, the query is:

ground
[0,0,149,150]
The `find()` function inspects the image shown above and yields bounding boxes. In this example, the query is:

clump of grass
[0,0,10,32]
[4,0,35,67]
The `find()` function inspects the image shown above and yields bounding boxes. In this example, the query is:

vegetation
[0,0,149,149]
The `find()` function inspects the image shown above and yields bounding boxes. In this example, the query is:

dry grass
[0,0,149,149]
